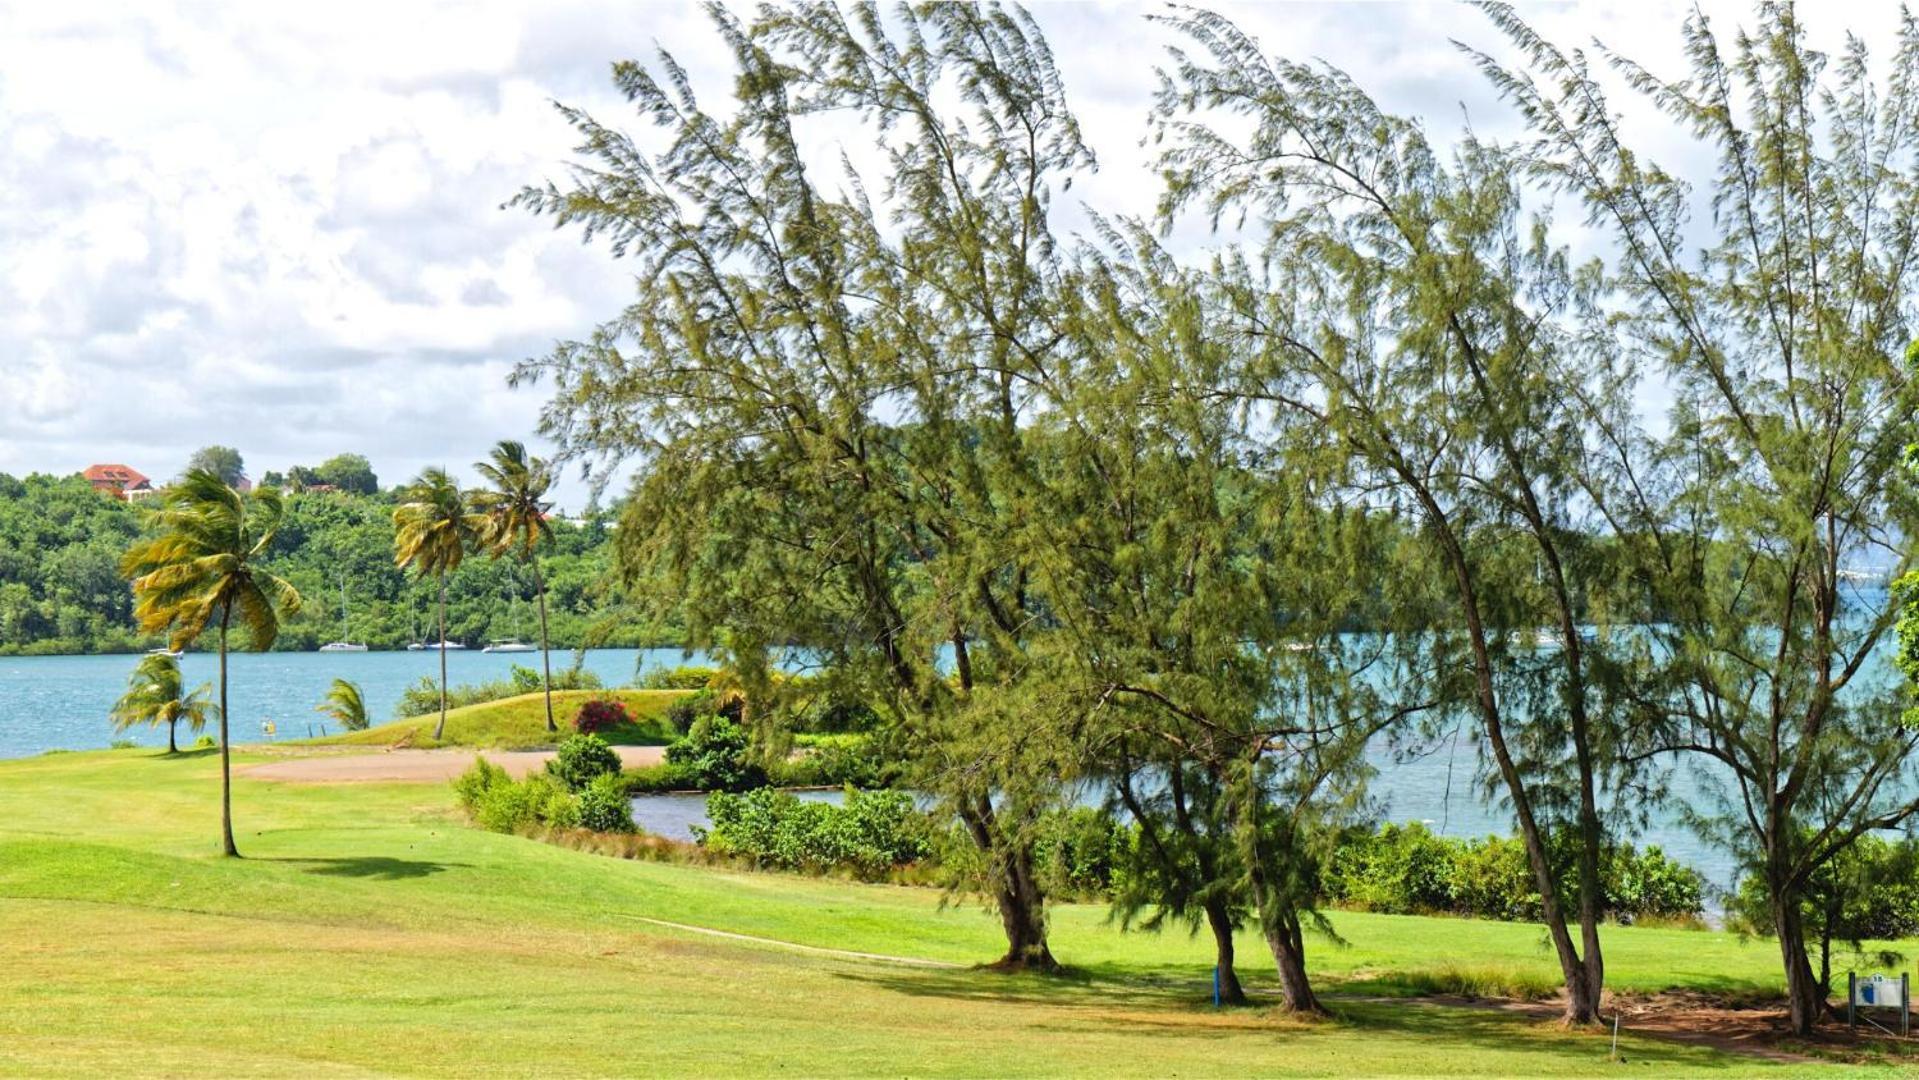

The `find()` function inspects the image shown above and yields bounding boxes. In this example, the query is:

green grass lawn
[0,748,1911,1077]
[299,688,685,750]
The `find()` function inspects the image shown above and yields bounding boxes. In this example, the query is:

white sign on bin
[1853,974,1906,1009]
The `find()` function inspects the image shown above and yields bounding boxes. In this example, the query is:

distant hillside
[0,472,677,655]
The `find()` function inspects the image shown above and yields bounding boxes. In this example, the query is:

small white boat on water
[319,576,369,653]
[145,647,183,659]
[482,640,535,654]
[409,640,466,651]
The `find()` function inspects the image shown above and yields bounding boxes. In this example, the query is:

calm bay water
[0,647,710,758]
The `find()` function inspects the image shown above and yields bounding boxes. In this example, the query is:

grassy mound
[301,688,685,750]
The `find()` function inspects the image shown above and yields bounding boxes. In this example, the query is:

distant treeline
[0,472,678,655]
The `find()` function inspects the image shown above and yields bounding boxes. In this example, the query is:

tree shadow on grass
[262,856,465,880]
[827,969,1757,1071]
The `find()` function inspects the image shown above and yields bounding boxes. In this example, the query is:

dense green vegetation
[0,469,667,654]
[509,0,1919,1036]
[2,749,1910,1075]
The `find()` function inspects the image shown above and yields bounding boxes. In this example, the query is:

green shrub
[1034,807,1127,899]
[1731,833,1919,944]
[664,689,746,735]
[475,773,567,833]
[191,734,217,750]
[698,788,929,877]
[578,773,637,833]
[541,786,583,830]
[108,738,137,750]
[642,665,719,690]
[547,733,622,792]
[395,664,604,718]
[453,756,510,811]
[663,715,765,792]
[620,762,693,793]
[766,737,892,789]
[1320,823,1703,923]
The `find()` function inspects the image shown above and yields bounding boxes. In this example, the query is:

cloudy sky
[0,1,1895,510]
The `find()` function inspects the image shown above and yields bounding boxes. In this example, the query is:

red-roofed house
[83,464,156,501]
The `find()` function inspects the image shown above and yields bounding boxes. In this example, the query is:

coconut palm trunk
[218,607,236,858]
[167,716,178,755]
[533,558,554,733]
[435,573,449,740]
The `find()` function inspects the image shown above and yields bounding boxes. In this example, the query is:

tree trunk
[1204,896,1247,1005]
[533,556,554,733]
[958,797,1058,972]
[434,574,449,741]
[1775,883,1825,1036]
[167,716,178,755]
[218,614,237,858]
[1232,786,1323,1014]
[1268,906,1321,1014]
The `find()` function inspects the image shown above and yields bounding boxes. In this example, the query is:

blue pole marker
[1213,965,1221,1007]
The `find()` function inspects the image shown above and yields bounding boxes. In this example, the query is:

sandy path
[240,745,666,784]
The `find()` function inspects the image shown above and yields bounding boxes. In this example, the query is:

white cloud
[0,0,1901,507]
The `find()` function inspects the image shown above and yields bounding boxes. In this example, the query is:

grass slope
[301,688,684,750]
[0,748,1906,1077]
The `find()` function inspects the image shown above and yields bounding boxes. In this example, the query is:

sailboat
[481,594,535,652]
[318,576,369,653]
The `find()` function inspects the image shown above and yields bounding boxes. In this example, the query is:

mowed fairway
[0,749,1904,1077]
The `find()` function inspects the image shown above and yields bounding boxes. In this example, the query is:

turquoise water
[0,648,711,758]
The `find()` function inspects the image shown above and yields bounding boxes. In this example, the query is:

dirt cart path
[239,745,666,784]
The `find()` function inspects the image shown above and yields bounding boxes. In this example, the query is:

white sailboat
[318,576,368,653]
[481,595,536,652]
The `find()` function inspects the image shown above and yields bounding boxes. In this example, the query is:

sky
[0,1,1900,511]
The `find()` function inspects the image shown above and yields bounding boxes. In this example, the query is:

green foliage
[1730,834,1919,976]
[1322,825,1704,924]
[186,446,245,487]
[314,678,368,731]
[642,665,718,690]
[0,474,148,654]
[312,453,378,495]
[474,773,570,834]
[767,736,893,789]
[577,773,636,833]
[663,688,741,735]
[663,715,765,793]
[455,754,629,834]
[547,733,622,793]
[698,788,929,878]
[1034,808,1129,901]
[190,734,217,750]
[395,665,603,719]
[0,464,650,655]
[453,756,511,812]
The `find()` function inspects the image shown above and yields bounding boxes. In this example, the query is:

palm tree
[110,653,219,754]
[472,440,559,732]
[122,469,302,856]
[315,678,368,732]
[393,468,484,740]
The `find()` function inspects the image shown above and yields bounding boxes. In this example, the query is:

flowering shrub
[573,698,630,735]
